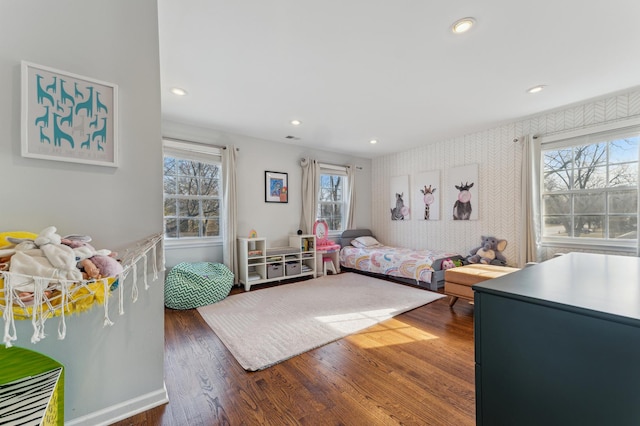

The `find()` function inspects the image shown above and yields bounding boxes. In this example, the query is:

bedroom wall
[372,88,640,267]
[162,120,373,268]
[0,1,166,424]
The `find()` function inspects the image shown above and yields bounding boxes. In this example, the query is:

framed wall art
[265,171,288,203]
[448,164,479,220]
[389,175,410,220]
[413,170,440,221]
[21,61,118,167]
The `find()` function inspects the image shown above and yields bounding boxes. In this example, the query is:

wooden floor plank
[111,282,475,426]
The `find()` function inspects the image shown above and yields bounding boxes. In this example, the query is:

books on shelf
[301,238,315,252]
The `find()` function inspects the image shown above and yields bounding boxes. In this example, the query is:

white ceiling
[158,0,640,158]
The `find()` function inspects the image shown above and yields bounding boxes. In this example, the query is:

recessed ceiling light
[290,120,301,126]
[527,85,546,94]
[370,139,378,145]
[451,17,475,34]
[170,87,187,96]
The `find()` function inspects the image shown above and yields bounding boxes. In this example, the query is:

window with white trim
[317,166,348,233]
[163,139,223,242]
[541,128,639,249]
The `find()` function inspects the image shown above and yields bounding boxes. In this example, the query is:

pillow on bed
[351,236,382,248]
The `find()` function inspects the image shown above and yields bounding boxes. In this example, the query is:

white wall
[373,88,640,266]
[0,1,166,424]
[163,120,372,268]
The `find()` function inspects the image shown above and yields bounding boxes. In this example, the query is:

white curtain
[519,135,541,266]
[637,208,640,257]
[345,165,356,229]
[223,146,239,283]
[299,158,319,235]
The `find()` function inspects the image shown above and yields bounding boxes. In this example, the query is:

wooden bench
[444,264,520,307]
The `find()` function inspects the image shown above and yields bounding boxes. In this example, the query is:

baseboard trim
[65,383,169,426]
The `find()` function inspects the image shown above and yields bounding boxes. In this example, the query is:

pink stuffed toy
[89,254,123,278]
[61,235,123,279]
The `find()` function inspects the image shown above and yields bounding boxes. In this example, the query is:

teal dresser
[473,252,640,426]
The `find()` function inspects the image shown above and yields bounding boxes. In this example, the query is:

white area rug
[197,273,445,371]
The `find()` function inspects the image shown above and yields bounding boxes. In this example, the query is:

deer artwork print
[390,192,406,220]
[420,185,436,220]
[453,182,474,220]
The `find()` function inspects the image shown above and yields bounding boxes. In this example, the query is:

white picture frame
[21,61,118,167]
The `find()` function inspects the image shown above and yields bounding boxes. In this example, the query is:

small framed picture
[265,171,288,203]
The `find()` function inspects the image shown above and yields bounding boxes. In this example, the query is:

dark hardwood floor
[112,282,476,426]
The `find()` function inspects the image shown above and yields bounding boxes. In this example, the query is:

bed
[338,229,463,291]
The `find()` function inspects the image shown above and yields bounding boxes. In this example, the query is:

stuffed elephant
[467,235,507,266]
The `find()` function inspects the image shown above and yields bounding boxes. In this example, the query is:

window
[163,139,223,242]
[317,167,348,233]
[541,128,639,249]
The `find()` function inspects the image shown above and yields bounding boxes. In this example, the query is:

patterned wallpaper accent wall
[372,88,640,266]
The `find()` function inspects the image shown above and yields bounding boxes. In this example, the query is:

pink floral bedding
[339,245,461,284]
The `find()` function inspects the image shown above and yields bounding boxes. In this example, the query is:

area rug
[196,272,445,371]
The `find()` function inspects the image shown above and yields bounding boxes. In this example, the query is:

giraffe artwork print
[420,185,436,220]
[21,61,118,167]
[413,171,441,220]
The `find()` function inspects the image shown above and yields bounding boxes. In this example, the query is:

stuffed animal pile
[0,226,123,303]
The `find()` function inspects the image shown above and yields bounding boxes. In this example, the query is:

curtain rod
[163,136,239,151]
[513,116,640,143]
[319,162,348,171]
[321,162,364,171]
[305,160,363,171]
[512,135,539,143]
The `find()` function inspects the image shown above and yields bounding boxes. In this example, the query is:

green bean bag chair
[164,262,234,310]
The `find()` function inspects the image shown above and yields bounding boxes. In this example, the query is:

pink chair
[323,256,337,275]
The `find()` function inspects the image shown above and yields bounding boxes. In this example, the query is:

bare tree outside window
[318,174,346,231]
[542,136,638,241]
[164,156,222,239]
